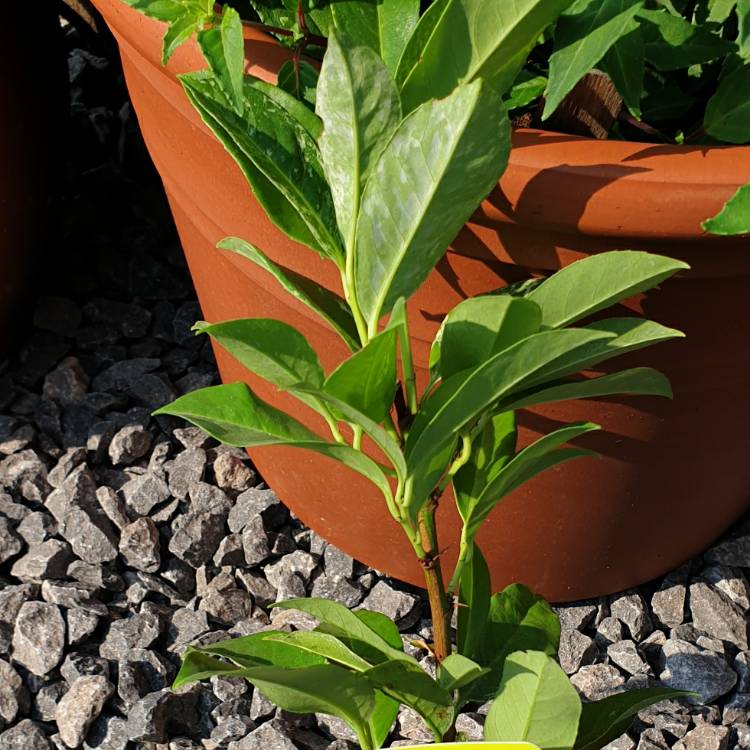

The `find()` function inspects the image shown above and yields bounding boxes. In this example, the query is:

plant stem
[447,526,471,596]
[418,492,451,665]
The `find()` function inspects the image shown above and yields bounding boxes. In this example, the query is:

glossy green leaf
[405,329,613,506]
[274,598,414,664]
[355,610,404,651]
[437,653,489,692]
[526,251,689,328]
[243,664,376,749]
[194,318,324,390]
[639,8,736,70]
[386,298,417,414]
[398,0,574,113]
[363,660,454,738]
[324,327,397,422]
[705,59,750,142]
[702,183,750,235]
[277,60,319,109]
[708,0,738,22]
[266,631,373,671]
[173,648,246,690]
[317,32,402,252]
[198,631,326,669]
[180,72,343,262]
[440,296,542,380]
[245,78,323,140]
[484,650,582,749]
[499,367,674,413]
[467,584,562,703]
[454,411,517,529]
[197,5,245,113]
[600,27,645,117]
[154,383,393,497]
[354,81,510,331]
[459,422,600,538]
[543,0,644,120]
[122,0,187,22]
[457,544,492,662]
[217,238,358,351]
[575,688,697,750]
[505,72,549,111]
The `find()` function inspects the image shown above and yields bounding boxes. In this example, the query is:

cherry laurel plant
[127,1,697,747]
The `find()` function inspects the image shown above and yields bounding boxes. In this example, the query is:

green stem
[447,526,472,596]
[396,308,418,415]
[318,401,345,443]
[352,424,363,451]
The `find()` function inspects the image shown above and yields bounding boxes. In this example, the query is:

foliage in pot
[118,1,708,747]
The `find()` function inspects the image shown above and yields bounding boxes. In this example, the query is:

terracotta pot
[93,0,750,602]
[0,7,65,356]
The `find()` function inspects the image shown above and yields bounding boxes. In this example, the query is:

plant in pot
[92,0,750,598]
[115,3,699,746]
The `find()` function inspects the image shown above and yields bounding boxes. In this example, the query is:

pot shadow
[621,143,718,162]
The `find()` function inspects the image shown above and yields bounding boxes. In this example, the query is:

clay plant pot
[93,0,750,602]
[0,7,65,356]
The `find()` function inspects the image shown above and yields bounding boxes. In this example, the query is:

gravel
[0,15,749,750]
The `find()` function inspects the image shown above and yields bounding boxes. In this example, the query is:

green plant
[124,1,697,747]
[704,182,750,234]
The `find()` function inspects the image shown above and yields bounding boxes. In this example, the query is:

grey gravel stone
[722,693,750,725]
[82,715,128,750]
[596,616,626,646]
[230,722,297,750]
[700,564,750,610]
[48,449,87,489]
[673,723,730,750]
[200,589,253,627]
[311,575,362,608]
[125,687,198,742]
[12,602,65,676]
[33,682,67,723]
[108,425,152,466]
[120,472,170,516]
[228,487,287,533]
[607,640,651,675]
[559,628,597,674]
[16,511,57,545]
[651,566,688,628]
[570,663,626,700]
[397,706,432,742]
[165,448,205,500]
[555,602,598,632]
[611,592,653,641]
[99,611,161,660]
[67,561,123,591]
[11,540,73,581]
[95,487,129,531]
[0,719,51,750]
[118,517,160,573]
[705,535,750,568]
[659,639,736,703]
[117,649,174,706]
[55,675,114,748]
[361,581,420,630]
[213,450,254,492]
[241,518,271,568]
[0,660,28,728]
[736,651,750,692]
[0,519,21,565]
[0,583,39,626]
[689,581,748,649]
[41,580,107,616]
[637,727,670,750]
[213,533,245,567]
[43,357,89,405]
[211,715,255,745]
[323,546,354,579]
[60,653,110,685]
[66,609,100,647]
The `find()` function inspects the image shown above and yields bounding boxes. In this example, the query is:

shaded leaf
[218,237,358,351]
[457,544,492,662]
[173,648,245,690]
[526,251,689,328]
[544,0,643,120]
[398,0,574,113]
[702,183,750,235]
[505,71,549,111]
[437,653,489,691]
[600,27,645,117]
[705,59,750,143]
[317,32,402,251]
[278,59,319,109]
[484,650,582,749]
[354,81,510,331]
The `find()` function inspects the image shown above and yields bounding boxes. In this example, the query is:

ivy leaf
[484,651,582,749]
[316,32,401,253]
[705,59,750,143]
[354,80,510,331]
[323,328,398,423]
[197,5,245,113]
[638,8,736,70]
[153,383,393,498]
[543,0,644,120]
[180,72,343,263]
[702,183,750,235]
[218,238,359,351]
[397,0,574,113]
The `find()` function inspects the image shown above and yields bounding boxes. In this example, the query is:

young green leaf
[526,251,689,328]
[439,296,542,380]
[498,367,674,413]
[242,664,377,750]
[354,80,510,333]
[705,59,750,143]
[484,651,582,749]
[543,0,644,120]
[173,648,246,690]
[505,72,549,111]
[437,654,489,692]
[194,318,325,390]
[457,545,492,662]
[194,631,326,669]
[323,328,397,423]
[702,183,750,235]
[273,598,415,664]
[398,0,575,113]
[266,631,373,672]
[278,60,319,110]
[317,32,402,252]
[245,78,323,140]
[180,72,343,263]
[638,8,736,70]
[458,423,601,539]
[218,237,359,351]
[197,5,245,113]
[574,688,697,750]
[355,610,404,651]
[154,383,393,497]
[386,298,417,414]
[600,28,645,117]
